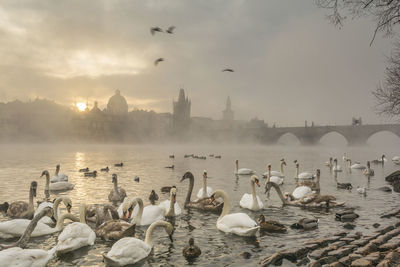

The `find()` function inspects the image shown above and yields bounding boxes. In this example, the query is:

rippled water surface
[1,144,400,266]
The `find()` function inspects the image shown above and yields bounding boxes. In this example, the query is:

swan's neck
[166,193,175,216]
[113,180,119,193]
[335,161,338,168]
[268,182,289,204]
[235,162,238,173]
[315,173,320,192]
[56,213,80,229]
[267,168,271,183]
[202,176,207,198]
[28,188,34,212]
[280,162,284,174]
[104,204,119,220]
[250,180,258,209]
[133,198,143,224]
[55,168,59,176]
[53,197,63,221]
[144,221,169,246]
[218,191,230,221]
[45,173,50,191]
[348,160,352,167]
[184,176,194,206]
[296,166,299,178]
[79,205,87,224]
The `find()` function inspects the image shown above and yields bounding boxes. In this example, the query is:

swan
[295,163,314,179]
[239,175,264,211]
[357,186,367,195]
[265,164,283,185]
[34,196,72,225]
[158,187,182,217]
[0,246,56,267]
[42,170,74,191]
[96,216,135,241]
[263,159,286,178]
[297,169,321,193]
[56,204,96,255]
[324,157,333,168]
[103,220,173,266]
[183,238,201,260]
[116,197,134,220]
[196,170,213,199]
[363,161,374,176]
[108,174,127,203]
[7,181,37,219]
[392,156,400,164]
[235,160,255,175]
[50,164,68,183]
[332,159,342,172]
[86,204,120,227]
[371,154,387,164]
[342,153,348,162]
[0,208,80,239]
[347,159,366,170]
[180,172,223,213]
[285,186,313,200]
[130,198,165,226]
[210,190,259,236]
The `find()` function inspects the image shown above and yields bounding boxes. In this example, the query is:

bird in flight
[222,68,234,72]
[154,58,164,66]
[150,27,163,35]
[166,26,175,34]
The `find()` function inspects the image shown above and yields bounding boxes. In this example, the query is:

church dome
[107,90,128,115]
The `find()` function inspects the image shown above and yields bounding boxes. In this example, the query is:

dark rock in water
[378,186,392,192]
[318,255,337,265]
[296,257,310,266]
[373,223,380,228]
[385,170,400,183]
[241,252,251,259]
[351,258,373,266]
[330,262,346,267]
[343,223,355,230]
[393,181,400,193]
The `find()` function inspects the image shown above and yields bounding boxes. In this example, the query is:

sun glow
[76,102,87,111]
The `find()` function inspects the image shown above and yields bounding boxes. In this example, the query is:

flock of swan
[0,152,398,266]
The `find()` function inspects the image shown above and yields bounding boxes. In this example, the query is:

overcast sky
[0,0,395,126]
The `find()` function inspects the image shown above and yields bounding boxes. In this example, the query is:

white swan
[348,159,366,170]
[0,247,56,267]
[263,159,286,178]
[103,220,173,266]
[35,196,72,225]
[130,198,165,226]
[0,210,79,239]
[295,163,314,179]
[265,164,283,185]
[357,186,367,195]
[210,190,259,236]
[332,159,342,172]
[363,161,374,176]
[42,170,74,191]
[56,204,96,255]
[392,156,400,162]
[289,186,313,200]
[239,175,263,211]
[158,187,182,217]
[324,157,333,167]
[196,170,213,199]
[50,164,68,183]
[235,160,255,175]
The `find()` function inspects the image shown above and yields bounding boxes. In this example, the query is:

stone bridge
[256,124,400,145]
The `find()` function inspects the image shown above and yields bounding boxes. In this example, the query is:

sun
[76,102,87,111]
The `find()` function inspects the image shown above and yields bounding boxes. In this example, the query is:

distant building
[222,96,234,122]
[173,89,191,131]
[107,89,128,116]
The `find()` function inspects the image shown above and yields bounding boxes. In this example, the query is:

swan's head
[41,170,49,177]
[257,215,266,224]
[31,181,38,197]
[170,187,177,203]
[296,163,299,168]
[334,158,337,162]
[284,192,292,201]
[209,190,225,204]
[180,172,193,182]
[316,169,320,177]
[281,159,286,166]
[267,164,271,170]
[251,175,260,187]
[121,200,133,221]
[294,160,297,164]
[62,197,72,213]
[203,170,207,178]
[112,174,117,183]
[56,164,60,170]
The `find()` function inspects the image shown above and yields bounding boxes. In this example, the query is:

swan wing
[133,205,164,226]
[57,222,95,254]
[158,200,182,215]
[35,202,60,225]
[0,247,56,267]
[49,182,74,191]
[298,172,314,179]
[237,168,254,175]
[0,219,57,239]
[292,186,312,199]
[239,194,253,209]
[106,237,151,265]
[270,176,283,185]
[270,171,284,178]
[196,186,213,198]
[50,174,68,183]
[217,213,259,236]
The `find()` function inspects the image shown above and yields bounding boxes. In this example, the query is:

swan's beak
[67,204,71,213]
[209,196,215,204]
[128,208,133,218]
[172,195,176,203]
[256,180,260,187]
[179,177,185,182]
[122,212,127,221]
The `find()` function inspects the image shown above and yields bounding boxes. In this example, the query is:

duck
[348,159,366,170]
[235,160,255,175]
[50,164,68,183]
[337,182,353,190]
[263,159,286,178]
[34,196,72,225]
[6,181,37,219]
[129,197,165,226]
[79,167,89,173]
[335,209,359,221]
[169,155,175,159]
[265,164,283,185]
[42,170,74,191]
[215,155,222,159]
[357,186,367,195]
[183,238,201,260]
[332,158,342,172]
[108,174,127,203]
[149,190,159,205]
[209,190,259,236]
[196,170,213,198]
[290,218,318,230]
[324,157,333,168]
[134,176,140,182]
[378,186,392,192]
[84,170,97,177]
[103,221,173,266]
[239,175,264,211]
[371,154,386,164]
[363,161,374,176]
[294,163,314,179]
[180,172,223,213]
[161,186,173,193]
[257,215,286,233]
[114,162,124,167]
[165,165,174,169]
[101,167,109,172]
[56,204,96,255]
[159,187,182,217]
[0,202,9,213]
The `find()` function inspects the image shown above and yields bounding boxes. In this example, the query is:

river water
[0,143,399,266]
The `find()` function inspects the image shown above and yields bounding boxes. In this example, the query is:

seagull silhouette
[222,68,234,72]
[154,58,164,66]
[150,27,163,35]
[166,26,175,34]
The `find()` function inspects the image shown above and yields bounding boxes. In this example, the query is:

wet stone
[351,258,373,266]
[378,225,395,235]
[334,232,347,237]
[328,248,353,258]
[354,243,378,256]
[309,262,322,267]
[340,237,355,243]
[296,257,310,266]
[352,239,369,247]
[309,247,332,259]
[319,255,337,265]
[347,232,362,239]
[373,223,380,228]
[330,241,346,249]
[343,223,356,230]
[363,251,381,264]
[378,241,400,252]
[329,262,345,267]
[241,252,251,259]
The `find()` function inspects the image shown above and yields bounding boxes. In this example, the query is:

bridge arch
[318,131,349,146]
[276,132,301,145]
[366,130,400,145]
